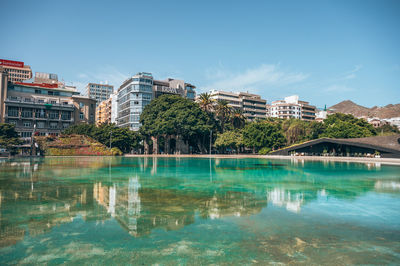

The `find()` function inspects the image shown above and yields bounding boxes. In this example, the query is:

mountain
[329,100,400,119]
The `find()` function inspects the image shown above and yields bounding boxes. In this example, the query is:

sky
[1,0,399,108]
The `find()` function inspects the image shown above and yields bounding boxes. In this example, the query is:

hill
[329,100,400,119]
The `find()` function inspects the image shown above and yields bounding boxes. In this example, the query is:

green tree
[198,92,214,113]
[230,108,246,129]
[140,95,217,153]
[242,121,286,153]
[215,99,232,132]
[214,130,243,153]
[322,113,376,138]
[377,124,400,135]
[63,123,141,153]
[0,123,22,153]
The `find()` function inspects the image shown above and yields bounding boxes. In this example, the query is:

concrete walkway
[124,154,400,165]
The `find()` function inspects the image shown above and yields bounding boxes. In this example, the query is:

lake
[0,157,399,264]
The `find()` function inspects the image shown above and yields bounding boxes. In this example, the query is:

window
[79,102,85,108]
[8,107,19,117]
[50,123,58,129]
[48,91,54,95]
[23,121,31,128]
[21,109,32,118]
[35,89,41,94]
[38,99,45,103]
[79,112,84,120]
[50,100,57,104]
[9,120,17,125]
[37,122,45,128]
[49,111,59,119]
[63,123,69,129]
[20,132,32,138]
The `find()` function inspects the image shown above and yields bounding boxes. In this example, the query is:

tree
[377,124,400,135]
[0,123,22,153]
[230,108,246,129]
[281,119,326,145]
[140,95,217,153]
[322,113,376,138]
[63,123,141,153]
[198,92,214,113]
[215,99,232,132]
[242,122,286,153]
[214,130,243,153]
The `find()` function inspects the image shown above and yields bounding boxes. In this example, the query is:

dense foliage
[321,113,376,138]
[140,95,217,152]
[242,121,286,153]
[0,123,22,153]
[214,130,243,153]
[63,123,141,153]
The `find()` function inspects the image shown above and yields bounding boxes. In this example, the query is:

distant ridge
[329,100,400,119]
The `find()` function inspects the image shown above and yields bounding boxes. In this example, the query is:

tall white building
[110,91,118,124]
[117,72,153,131]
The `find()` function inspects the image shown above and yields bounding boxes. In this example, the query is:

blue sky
[1,0,399,107]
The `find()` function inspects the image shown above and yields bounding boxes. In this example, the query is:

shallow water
[0,157,399,265]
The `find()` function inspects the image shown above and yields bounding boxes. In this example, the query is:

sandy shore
[124,154,400,165]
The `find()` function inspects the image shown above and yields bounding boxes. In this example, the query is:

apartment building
[116,73,197,131]
[0,69,96,139]
[153,78,196,100]
[86,83,114,106]
[110,91,118,124]
[0,59,32,83]
[209,90,267,120]
[96,97,112,125]
[268,95,316,121]
[117,72,153,131]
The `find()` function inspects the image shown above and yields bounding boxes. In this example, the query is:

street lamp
[209,130,212,155]
[110,130,112,149]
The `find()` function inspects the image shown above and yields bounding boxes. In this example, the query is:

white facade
[268,95,316,121]
[110,91,118,124]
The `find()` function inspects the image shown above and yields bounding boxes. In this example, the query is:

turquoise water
[0,157,399,265]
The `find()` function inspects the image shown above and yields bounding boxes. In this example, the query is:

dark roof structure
[270,134,400,158]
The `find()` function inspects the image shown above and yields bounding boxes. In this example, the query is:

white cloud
[324,85,355,93]
[202,64,309,93]
[344,64,363,80]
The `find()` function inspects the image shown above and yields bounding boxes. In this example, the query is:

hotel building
[268,95,316,121]
[86,83,114,106]
[209,90,267,120]
[0,68,96,140]
[0,59,32,83]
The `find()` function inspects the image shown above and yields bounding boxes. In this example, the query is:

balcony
[5,97,74,109]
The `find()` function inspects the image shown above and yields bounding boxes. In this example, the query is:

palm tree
[230,108,246,129]
[215,99,231,132]
[198,93,214,112]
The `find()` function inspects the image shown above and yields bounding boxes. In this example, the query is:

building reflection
[0,157,394,249]
[267,188,304,213]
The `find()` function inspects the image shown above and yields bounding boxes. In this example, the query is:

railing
[5,97,74,108]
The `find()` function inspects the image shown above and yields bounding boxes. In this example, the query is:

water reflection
[0,157,399,249]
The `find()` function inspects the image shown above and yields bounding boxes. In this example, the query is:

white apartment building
[268,95,316,121]
[209,90,267,120]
